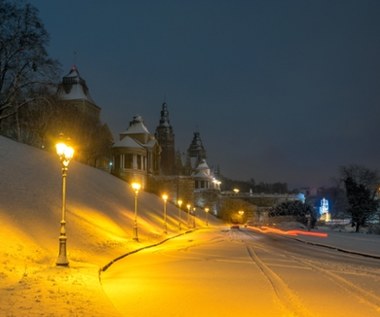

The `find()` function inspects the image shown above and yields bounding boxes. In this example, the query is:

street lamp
[131,182,141,241]
[233,188,240,195]
[177,199,183,231]
[193,207,196,228]
[186,204,191,228]
[55,139,74,266]
[205,207,209,226]
[162,194,168,234]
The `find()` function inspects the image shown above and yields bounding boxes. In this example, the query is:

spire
[155,101,176,175]
[188,132,206,158]
[159,102,171,128]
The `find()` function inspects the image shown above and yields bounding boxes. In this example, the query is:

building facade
[57,65,101,119]
[111,104,222,214]
[56,65,113,170]
[111,115,160,188]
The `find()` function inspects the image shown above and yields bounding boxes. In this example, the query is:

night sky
[29,0,380,189]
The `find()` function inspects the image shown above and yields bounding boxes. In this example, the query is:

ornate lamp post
[186,204,191,228]
[55,140,74,266]
[205,207,209,226]
[162,194,168,234]
[177,199,183,231]
[131,182,141,241]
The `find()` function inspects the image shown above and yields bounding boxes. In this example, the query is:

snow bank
[0,136,218,316]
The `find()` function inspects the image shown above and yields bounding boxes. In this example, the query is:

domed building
[111,115,160,188]
[192,158,221,214]
[193,159,212,190]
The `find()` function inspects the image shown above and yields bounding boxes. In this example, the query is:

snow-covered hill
[0,136,217,316]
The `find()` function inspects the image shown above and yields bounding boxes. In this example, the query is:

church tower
[155,102,176,175]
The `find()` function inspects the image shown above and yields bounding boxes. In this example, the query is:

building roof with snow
[57,66,97,104]
[113,136,145,149]
[120,115,150,137]
[192,159,211,178]
[56,66,101,121]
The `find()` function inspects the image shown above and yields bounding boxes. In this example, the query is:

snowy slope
[3,136,379,317]
[0,136,217,316]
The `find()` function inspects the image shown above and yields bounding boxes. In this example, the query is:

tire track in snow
[246,245,315,317]
[242,229,380,315]
[282,253,380,314]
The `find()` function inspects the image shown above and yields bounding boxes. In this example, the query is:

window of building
[137,155,142,170]
[124,153,133,169]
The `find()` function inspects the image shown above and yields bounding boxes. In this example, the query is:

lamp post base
[164,223,168,235]
[133,224,139,241]
[56,236,69,266]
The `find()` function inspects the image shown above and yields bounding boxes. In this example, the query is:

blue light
[319,197,329,215]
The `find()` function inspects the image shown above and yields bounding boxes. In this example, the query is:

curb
[294,238,380,260]
[98,229,196,279]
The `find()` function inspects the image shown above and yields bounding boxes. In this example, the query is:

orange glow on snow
[248,225,328,238]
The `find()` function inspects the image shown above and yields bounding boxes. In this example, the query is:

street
[101,227,380,317]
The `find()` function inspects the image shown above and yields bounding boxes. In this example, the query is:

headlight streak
[247,226,328,238]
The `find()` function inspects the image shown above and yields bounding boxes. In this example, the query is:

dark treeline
[220,176,290,194]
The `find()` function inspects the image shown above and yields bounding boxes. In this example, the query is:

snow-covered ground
[293,230,380,258]
[0,136,218,316]
[101,227,380,317]
[248,223,380,258]
[1,136,379,316]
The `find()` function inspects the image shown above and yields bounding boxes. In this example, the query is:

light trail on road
[101,227,380,317]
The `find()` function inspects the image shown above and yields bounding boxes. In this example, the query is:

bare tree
[0,0,59,124]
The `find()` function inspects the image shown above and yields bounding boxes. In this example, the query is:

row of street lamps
[54,137,211,267]
[130,186,210,242]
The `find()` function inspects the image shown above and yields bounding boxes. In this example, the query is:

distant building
[111,115,160,188]
[57,65,101,119]
[56,65,112,170]
[112,102,221,214]
[193,159,219,190]
[155,102,176,175]
[186,131,207,171]
[192,158,221,214]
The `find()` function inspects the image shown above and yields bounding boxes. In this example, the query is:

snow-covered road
[101,228,380,317]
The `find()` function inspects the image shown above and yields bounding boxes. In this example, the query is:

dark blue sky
[30,0,380,188]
